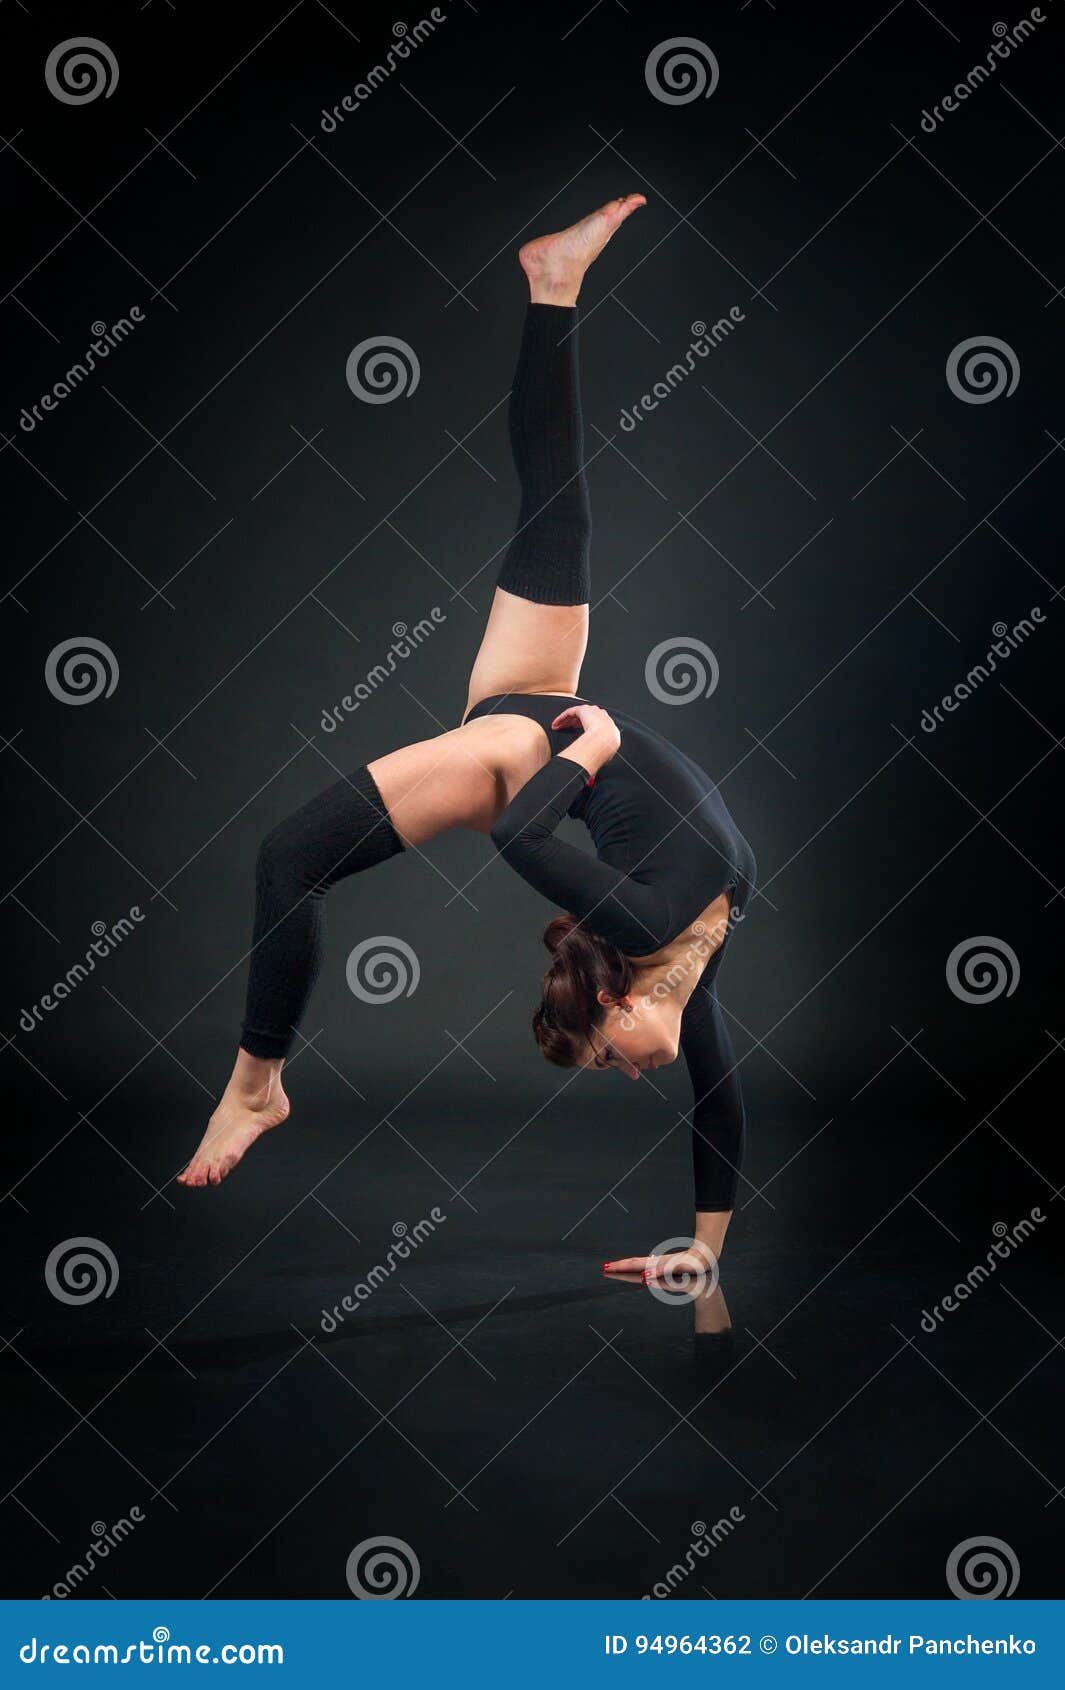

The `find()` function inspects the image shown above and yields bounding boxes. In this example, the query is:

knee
[255,813,307,896]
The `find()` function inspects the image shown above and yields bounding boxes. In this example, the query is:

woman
[179,194,756,1284]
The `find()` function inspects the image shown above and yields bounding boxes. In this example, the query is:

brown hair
[532,914,635,1067]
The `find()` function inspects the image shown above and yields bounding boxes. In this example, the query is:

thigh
[368,726,502,848]
[463,588,588,722]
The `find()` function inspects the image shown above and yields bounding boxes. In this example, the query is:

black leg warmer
[239,765,404,1060]
[495,303,591,606]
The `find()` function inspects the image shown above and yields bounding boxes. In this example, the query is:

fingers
[603,1257,649,1273]
[643,1253,706,1282]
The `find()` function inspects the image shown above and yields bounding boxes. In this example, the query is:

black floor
[4,1062,1061,1601]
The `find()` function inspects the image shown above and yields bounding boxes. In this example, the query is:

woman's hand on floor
[552,704,621,776]
[603,1244,716,1286]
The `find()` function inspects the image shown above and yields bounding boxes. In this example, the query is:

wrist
[561,729,613,776]
[694,1211,731,1261]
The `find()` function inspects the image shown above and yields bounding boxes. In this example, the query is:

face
[582,993,681,1080]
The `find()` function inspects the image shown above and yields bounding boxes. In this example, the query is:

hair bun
[542,912,578,955]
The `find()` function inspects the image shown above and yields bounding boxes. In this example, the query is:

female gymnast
[179,193,757,1285]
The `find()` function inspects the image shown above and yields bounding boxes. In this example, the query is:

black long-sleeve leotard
[468,690,757,1212]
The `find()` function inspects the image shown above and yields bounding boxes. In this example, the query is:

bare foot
[519,193,647,305]
[177,1064,290,1188]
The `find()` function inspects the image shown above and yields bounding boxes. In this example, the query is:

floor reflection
[604,1261,733,1345]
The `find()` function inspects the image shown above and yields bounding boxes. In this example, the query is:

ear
[596,989,620,1008]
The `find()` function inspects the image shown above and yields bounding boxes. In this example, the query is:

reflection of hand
[693,1282,732,1335]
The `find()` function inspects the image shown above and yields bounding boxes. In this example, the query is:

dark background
[2,0,1062,1601]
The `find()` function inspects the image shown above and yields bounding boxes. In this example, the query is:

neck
[632,939,708,1015]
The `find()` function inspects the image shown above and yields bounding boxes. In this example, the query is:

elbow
[490,816,520,855]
